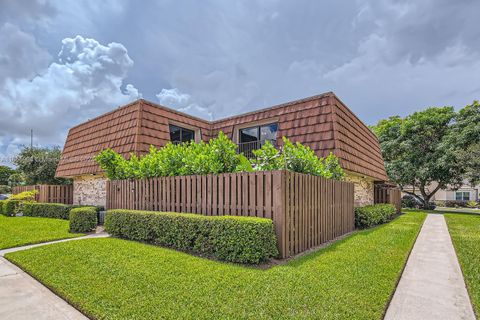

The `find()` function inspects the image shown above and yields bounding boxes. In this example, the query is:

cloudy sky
[1,0,479,165]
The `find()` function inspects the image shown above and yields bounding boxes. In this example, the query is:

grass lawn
[0,215,83,249]
[6,212,426,320]
[445,213,480,316]
[436,207,480,214]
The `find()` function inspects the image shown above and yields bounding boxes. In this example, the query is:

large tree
[13,146,71,185]
[445,101,480,185]
[373,106,464,207]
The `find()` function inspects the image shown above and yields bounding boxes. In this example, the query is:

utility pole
[30,129,33,149]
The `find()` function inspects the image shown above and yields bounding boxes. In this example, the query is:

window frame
[169,124,196,144]
[239,122,278,144]
[455,191,470,201]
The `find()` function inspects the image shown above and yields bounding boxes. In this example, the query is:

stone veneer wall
[73,175,107,207]
[344,172,375,207]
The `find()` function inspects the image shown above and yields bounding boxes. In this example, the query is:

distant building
[402,181,479,203]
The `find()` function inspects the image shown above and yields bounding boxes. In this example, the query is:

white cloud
[0,34,140,160]
[0,23,51,85]
[156,88,212,120]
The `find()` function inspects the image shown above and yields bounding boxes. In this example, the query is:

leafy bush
[0,200,3,215]
[2,200,22,216]
[355,204,396,228]
[466,200,479,208]
[434,200,446,207]
[252,138,344,179]
[69,207,98,233]
[10,190,37,201]
[444,200,468,208]
[96,132,252,179]
[96,132,343,180]
[105,210,278,264]
[22,203,71,219]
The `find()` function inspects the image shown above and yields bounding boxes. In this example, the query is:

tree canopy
[13,146,71,185]
[0,165,15,186]
[372,102,479,206]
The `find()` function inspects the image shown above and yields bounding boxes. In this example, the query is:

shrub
[10,190,37,201]
[96,132,252,179]
[355,204,396,228]
[252,138,344,179]
[434,200,446,207]
[105,210,278,264]
[466,200,479,208]
[0,200,3,215]
[69,207,98,233]
[95,133,343,180]
[22,202,70,219]
[2,200,22,216]
[445,200,468,208]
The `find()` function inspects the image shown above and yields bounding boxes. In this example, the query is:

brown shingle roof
[56,92,387,181]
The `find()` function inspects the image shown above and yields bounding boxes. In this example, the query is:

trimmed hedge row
[0,200,22,217]
[22,203,71,219]
[21,203,104,220]
[355,204,396,228]
[105,209,278,264]
[69,207,98,233]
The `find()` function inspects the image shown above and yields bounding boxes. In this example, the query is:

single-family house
[55,92,388,207]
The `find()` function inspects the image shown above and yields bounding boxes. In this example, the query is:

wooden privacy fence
[374,184,401,212]
[12,185,73,205]
[106,170,355,258]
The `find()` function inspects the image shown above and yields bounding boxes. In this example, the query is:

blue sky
[1,0,479,165]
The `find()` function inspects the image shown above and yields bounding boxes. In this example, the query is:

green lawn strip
[6,212,426,320]
[445,213,480,316]
[0,215,83,249]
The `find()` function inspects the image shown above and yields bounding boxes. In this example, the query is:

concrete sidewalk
[0,231,109,319]
[385,214,475,320]
[0,256,88,320]
[0,231,109,256]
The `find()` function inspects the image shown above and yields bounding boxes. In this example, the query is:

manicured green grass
[0,215,83,249]
[445,213,480,316]
[6,212,426,320]
[436,207,480,214]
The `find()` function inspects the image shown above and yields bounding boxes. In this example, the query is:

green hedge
[355,204,396,228]
[105,210,278,264]
[0,200,4,215]
[22,203,71,219]
[69,207,98,233]
[2,200,22,217]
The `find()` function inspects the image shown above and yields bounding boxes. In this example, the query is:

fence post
[272,170,287,258]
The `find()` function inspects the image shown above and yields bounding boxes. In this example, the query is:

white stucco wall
[73,175,107,207]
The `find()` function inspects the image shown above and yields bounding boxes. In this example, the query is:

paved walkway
[0,231,109,319]
[0,231,109,256]
[385,214,476,320]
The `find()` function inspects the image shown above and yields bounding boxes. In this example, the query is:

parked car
[401,195,436,210]
[0,194,10,200]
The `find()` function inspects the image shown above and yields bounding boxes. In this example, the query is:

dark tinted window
[240,126,259,143]
[169,125,195,143]
[240,123,278,143]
